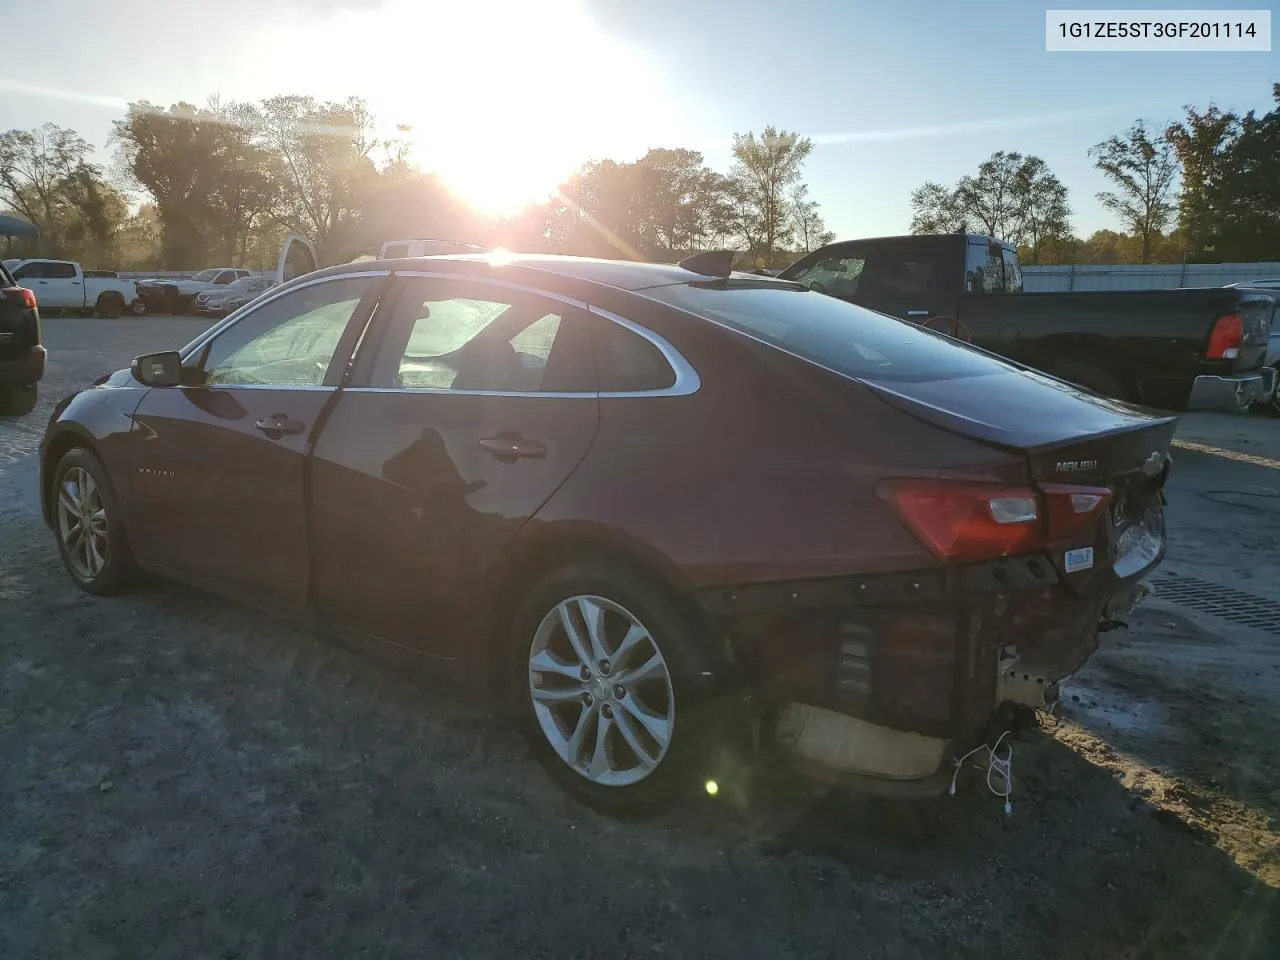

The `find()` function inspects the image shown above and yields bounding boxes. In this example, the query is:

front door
[128,273,384,607]
[308,273,600,658]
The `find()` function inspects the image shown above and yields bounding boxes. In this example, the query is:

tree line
[909,80,1279,265]
[0,96,832,271]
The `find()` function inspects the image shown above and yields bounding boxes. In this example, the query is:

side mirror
[131,351,184,387]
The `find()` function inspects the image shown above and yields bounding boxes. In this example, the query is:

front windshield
[646,283,1011,383]
[190,269,220,282]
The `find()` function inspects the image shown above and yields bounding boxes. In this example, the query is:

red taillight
[1206,312,1241,359]
[1041,484,1112,540]
[878,479,1112,562]
[1,286,37,309]
[877,480,1041,562]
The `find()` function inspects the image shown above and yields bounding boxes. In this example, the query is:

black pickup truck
[778,234,1277,411]
[0,261,45,416]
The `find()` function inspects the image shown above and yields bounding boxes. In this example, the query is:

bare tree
[789,184,834,253]
[1089,120,1179,263]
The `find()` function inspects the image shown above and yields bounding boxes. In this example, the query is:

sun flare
[238,0,689,217]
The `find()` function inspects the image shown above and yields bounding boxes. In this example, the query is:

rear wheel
[510,562,716,815]
[1051,363,1128,402]
[52,447,136,595]
[0,383,37,416]
[94,292,123,318]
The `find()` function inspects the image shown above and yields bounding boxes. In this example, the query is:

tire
[0,383,37,417]
[51,447,136,596]
[94,293,123,318]
[129,298,147,316]
[1051,363,1128,402]
[510,561,719,815]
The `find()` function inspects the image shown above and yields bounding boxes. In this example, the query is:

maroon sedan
[40,252,1174,812]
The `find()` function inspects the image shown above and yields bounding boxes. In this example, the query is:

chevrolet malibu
[40,252,1173,813]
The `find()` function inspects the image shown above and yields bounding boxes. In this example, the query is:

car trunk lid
[863,367,1176,580]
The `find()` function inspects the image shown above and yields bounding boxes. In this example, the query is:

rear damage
[696,377,1176,794]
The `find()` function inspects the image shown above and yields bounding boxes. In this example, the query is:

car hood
[862,367,1178,483]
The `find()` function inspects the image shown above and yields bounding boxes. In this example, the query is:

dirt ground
[1,316,1277,959]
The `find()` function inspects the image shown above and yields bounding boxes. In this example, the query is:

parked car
[0,260,44,416]
[136,267,252,315]
[4,258,143,317]
[194,275,278,317]
[779,234,1277,412]
[378,239,489,259]
[39,249,1172,813]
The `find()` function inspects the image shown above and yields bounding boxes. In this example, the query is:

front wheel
[511,562,716,815]
[52,447,136,595]
[129,298,147,316]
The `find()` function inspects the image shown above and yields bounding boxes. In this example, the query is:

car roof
[324,253,742,292]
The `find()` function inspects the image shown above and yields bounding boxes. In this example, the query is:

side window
[1001,248,1023,293]
[965,243,1005,294]
[199,276,373,387]
[45,262,77,279]
[214,271,234,285]
[371,278,595,393]
[12,262,44,280]
[381,243,409,260]
[591,317,677,393]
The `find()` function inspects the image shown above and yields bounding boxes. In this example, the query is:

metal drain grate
[1150,574,1280,635]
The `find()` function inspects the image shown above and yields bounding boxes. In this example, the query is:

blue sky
[1,0,1276,239]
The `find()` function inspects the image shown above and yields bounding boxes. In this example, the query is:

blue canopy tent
[1,215,39,257]
[0,215,39,240]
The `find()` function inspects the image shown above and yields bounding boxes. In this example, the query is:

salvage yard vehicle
[135,267,251,315]
[780,234,1277,412]
[39,250,1173,813]
[194,275,278,317]
[4,258,144,317]
[377,238,489,259]
[0,261,45,416]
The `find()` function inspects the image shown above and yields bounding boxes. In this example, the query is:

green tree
[1010,156,1071,264]
[1166,104,1239,261]
[909,181,963,234]
[729,126,814,263]
[252,95,379,264]
[1198,84,1280,261]
[0,123,125,261]
[953,150,1025,239]
[1089,120,1179,264]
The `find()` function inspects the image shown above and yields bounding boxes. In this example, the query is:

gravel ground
[2,316,1278,959]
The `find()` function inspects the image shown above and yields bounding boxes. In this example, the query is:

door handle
[478,432,547,462]
[254,415,306,437]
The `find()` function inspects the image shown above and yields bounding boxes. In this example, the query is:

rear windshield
[645,284,1013,383]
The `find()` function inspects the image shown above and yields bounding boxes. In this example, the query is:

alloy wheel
[57,466,109,580]
[528,595,675,787]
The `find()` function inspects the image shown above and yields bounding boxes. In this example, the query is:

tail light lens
[1206,312,1241,359]
[1042,484,1112,540]
[878,479,1113,562]
[1,286,37,309]
[877,481,1041,561]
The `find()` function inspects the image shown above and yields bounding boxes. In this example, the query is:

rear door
[128,271,387,606]
[307,271,599,658]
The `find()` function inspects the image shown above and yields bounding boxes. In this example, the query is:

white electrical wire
[948,729,1014,816]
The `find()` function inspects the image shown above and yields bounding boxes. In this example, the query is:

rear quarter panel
[527,291,1027,590]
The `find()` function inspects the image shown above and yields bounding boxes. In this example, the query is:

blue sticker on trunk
[1064,546,1094,574]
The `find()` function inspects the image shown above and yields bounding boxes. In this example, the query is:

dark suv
[0,261,45,416]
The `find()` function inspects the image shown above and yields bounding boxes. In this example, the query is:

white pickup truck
[2,258,143,317]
